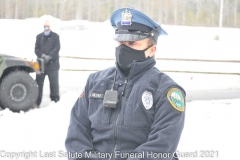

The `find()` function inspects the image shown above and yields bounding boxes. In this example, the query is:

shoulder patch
[167,88,185,112]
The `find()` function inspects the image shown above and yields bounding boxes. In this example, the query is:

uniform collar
[116,57,156,78]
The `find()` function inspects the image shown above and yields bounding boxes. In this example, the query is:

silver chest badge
[121,9,132,25]
[142,91,153,110]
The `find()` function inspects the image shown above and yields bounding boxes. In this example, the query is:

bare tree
[35,0,39,17]
[195,0,201,25]
[234,0,238,27]
[164,0,169,24]
[181,0,186,25]
[172,0,178,25]
[5,0,10,18]
[0,0,240,28]
[14,0,19,19]
[59,0,66,20]
[157,0,163,24]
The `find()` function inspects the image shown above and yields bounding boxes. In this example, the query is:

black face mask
[115,44,151,71]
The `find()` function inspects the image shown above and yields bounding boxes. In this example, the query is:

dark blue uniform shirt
[65,57,186,160]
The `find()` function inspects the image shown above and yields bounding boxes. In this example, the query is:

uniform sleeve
[65,76,96,160]
[34,35,42,58]
[127,86,186,160]
[48,34,60,60]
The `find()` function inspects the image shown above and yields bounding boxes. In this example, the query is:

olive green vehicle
[0,54,44,112]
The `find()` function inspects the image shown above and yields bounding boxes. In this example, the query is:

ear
[148,45,156,57]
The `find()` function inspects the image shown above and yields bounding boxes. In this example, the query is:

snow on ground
[0,90,78,159]
[0,16,240,160]
[1,16,240,61]
[0,91,239,160]
[178,99,240,160]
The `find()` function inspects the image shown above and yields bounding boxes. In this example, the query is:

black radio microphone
[103,69,118,108]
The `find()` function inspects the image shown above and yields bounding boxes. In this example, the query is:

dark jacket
[35,31,60,72]
[65,57,186,160]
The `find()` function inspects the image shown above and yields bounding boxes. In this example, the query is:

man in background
[34,20,60,108]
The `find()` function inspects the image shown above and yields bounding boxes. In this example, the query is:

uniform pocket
[124,83,156,129]
[88,80,113,128]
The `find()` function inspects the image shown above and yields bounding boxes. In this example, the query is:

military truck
[0,54,43,112]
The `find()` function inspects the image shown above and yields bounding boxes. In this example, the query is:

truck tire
[0,71,38,112]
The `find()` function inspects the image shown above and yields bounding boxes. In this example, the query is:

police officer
[34,20,60,108]
[65,8,185,160]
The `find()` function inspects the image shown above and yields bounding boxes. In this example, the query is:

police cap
[110,8,167,43]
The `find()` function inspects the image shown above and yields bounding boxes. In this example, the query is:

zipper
[111,66,133,160]
[121,61,134,97]
[122,77,128,97]
[112,77,128,159]
[112,100,121,160]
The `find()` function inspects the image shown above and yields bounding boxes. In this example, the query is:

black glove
[43,55,52,64]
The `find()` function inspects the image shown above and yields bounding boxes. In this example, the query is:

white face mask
[44,26,50,31]
[44,26,50,36]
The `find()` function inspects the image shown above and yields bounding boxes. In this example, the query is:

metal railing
[60,56,240,75]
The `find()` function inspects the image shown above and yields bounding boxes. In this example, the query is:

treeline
[0,0,239,28]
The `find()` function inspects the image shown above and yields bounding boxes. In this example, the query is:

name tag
[88,92,104,99]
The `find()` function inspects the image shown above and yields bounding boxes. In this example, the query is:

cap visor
[113,34,149,41]
[160,27,168,36]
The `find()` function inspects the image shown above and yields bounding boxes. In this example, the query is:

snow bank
[0,90,78,157]
[0,90,239,160]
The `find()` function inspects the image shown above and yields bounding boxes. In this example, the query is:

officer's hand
[43,55,52,64]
